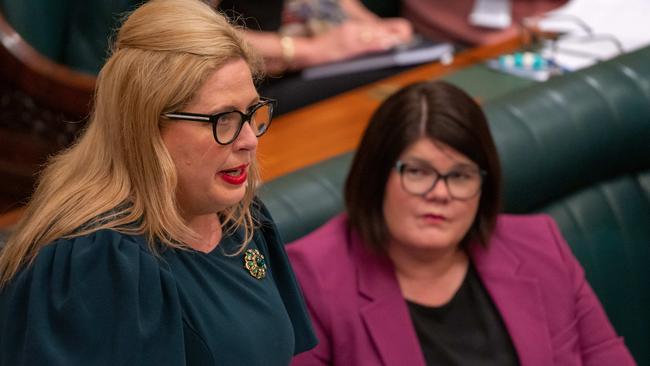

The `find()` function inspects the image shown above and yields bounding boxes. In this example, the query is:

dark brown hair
[344,81,502,252]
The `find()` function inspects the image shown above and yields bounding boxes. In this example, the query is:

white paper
[535,0,650,70]
[469,0,512,29]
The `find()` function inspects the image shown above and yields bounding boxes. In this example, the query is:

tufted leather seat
[259,45,650,364]
[0,0,140,75]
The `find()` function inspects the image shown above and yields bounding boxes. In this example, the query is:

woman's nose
[423,177,452,202]
[232,122,258,150]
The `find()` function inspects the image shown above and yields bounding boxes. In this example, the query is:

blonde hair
[0,0,264,287]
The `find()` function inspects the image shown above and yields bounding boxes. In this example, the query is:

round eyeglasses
[395,160,486,200]
[163,97,277,145]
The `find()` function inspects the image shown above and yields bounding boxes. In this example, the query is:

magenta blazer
[287,213,635,366]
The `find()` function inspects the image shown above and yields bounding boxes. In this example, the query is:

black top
[218,0,284,31]
[0,203,316,365]
[406,265,520,366]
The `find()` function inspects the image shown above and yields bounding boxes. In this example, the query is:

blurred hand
[381,18,414,44]
[312,19,414,64]
[245,16,415,72]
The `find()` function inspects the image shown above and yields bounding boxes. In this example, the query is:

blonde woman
[0,0,316,364]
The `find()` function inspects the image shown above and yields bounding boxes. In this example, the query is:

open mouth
[219,164,248,185]
[223,167,244,176]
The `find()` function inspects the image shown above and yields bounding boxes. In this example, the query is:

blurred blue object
[486,51,565,81]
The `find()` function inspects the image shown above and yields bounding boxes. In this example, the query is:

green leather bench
[0,0,140,75]
[258,45,650,365]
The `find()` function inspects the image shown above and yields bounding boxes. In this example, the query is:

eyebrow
[402,157,478,171]
[206,96,261,115]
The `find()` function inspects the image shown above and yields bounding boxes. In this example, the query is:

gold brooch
[244,248,267,279]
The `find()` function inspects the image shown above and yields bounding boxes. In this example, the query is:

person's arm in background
[240,0,413,74]
[242,20,409,74]
[340,0,413,44]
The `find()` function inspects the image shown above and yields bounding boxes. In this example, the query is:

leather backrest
[488,46,650,213]
[482,47,650,363]
[1,0,71,62]
[539,171,650,363]
[1,0,139,74]
[259,153,352,242]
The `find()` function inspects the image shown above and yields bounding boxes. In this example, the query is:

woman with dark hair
[287,81,635,365]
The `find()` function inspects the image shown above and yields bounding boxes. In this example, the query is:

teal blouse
[0,205,316,365]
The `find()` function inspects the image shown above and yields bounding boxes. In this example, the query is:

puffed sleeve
[544,216,636,365]
[0,230,185,366]
[253,200,318,355]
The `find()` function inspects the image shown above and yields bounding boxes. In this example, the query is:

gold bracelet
[280,36,295,68]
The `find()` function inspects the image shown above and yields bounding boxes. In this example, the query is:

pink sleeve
[288,246,333,366]
[544,216,637,365]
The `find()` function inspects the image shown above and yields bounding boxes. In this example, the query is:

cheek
[451,198,480,239]
[383,175,417,238]
[163,129,227,183]
[176,145,230,185]
[168,144,204,179]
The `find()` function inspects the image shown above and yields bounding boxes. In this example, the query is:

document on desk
[301,37,454,80]
[536,0,650,71]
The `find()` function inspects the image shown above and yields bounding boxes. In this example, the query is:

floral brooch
[244,248,267,279]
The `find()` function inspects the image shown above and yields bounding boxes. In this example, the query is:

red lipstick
[219,164,248,185]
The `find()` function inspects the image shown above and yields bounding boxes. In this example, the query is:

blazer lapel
[471,238,554,366]
[350,231,427,366]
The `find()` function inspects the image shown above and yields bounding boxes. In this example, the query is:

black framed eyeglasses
[162,97,277,145]
[395,160,486,200]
